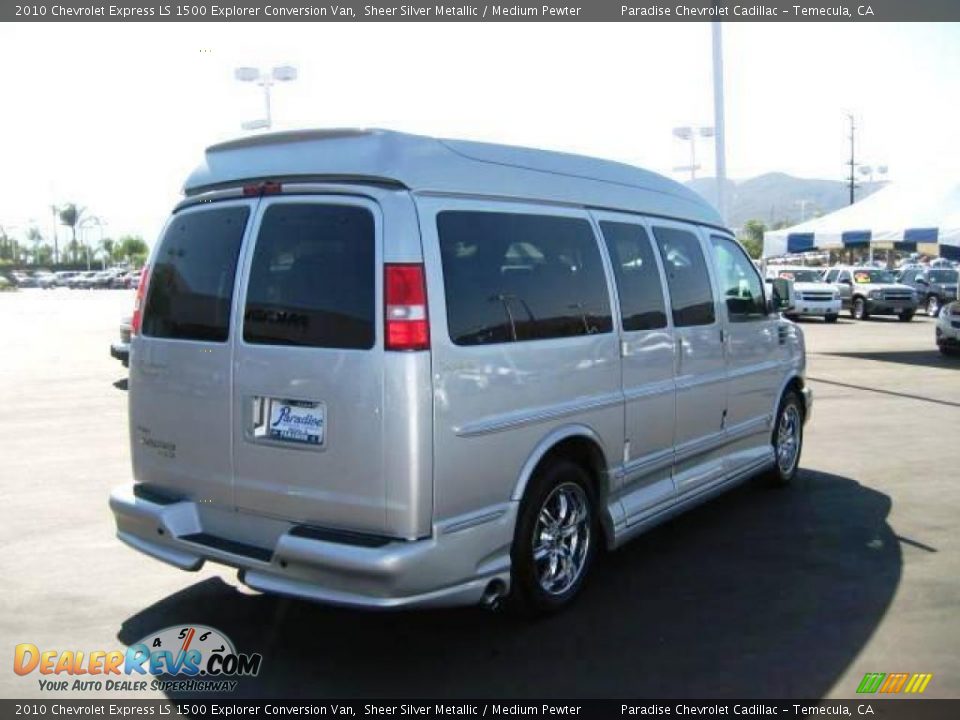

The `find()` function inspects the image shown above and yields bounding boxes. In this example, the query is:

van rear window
[243,204,375,350]
[438,211,612,346]
[143,206,250,342]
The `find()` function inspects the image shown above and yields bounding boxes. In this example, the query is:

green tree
[58,204,85,262]
[35,244,54,266]
[96,237,116,267]
[0,225,13,262]
[739,219,767,259]
[116,235,149,265]
[25,226,44,265]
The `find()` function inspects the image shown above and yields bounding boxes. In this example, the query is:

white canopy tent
[762,179,960,260]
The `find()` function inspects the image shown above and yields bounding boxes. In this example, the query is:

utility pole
[50,205,59,265]
[847,113,857,205]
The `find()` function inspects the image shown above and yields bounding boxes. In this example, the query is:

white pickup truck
[766,266,841,323]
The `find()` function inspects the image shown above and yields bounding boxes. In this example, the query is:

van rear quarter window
[437,211,612,346]
[243,203,375,350]
[143,206,249,342]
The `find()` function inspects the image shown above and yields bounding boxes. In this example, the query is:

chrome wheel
[776,404,802,475]
[532,482,591,596]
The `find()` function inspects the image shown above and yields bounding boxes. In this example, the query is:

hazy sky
[1,22,958,246]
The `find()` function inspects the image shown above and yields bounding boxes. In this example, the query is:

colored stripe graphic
[857,673,886,693]
[879,673,909,693]
[857,672,933,694]
[904,674,934,694]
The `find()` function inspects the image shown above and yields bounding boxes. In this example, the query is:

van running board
[180,532,273,563]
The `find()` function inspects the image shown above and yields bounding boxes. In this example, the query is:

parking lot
[1,288,958,699]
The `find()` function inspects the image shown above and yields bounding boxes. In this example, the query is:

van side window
[437,211,612,346]
[711,236,767,320]
[143,206,250,342]
[243,204,375,350]
[824,269,837,283]
[652,227,716,327]
[598,221,667,332]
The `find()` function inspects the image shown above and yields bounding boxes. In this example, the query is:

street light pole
[711,20,728,226]
[235,65,298,131]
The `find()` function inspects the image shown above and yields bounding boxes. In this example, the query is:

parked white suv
[766,266,841,322]
[109,130,811,615]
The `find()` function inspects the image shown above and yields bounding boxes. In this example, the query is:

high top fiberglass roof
[184,129,723,228]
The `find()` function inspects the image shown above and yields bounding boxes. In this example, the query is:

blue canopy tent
[762,179,960,261]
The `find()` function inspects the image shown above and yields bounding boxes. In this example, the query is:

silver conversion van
[110,130,811,615]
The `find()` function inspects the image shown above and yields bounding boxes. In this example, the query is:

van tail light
[385,263,429,351]
[130,266,151,336]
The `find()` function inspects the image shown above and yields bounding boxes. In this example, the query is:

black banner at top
[2,0,960,22]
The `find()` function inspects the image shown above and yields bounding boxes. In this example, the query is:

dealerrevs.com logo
[14,625,262,693]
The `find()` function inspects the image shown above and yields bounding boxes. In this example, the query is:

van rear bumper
[109,485,515,609]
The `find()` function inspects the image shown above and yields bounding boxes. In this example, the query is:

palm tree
[99,237,115,266]
[25,226,43,265]
[58,204,85,263]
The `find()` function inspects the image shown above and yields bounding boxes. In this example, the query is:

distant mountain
[687,173,887,229]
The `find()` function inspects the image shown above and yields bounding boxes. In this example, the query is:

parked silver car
[110,130,811,615]
[822,266,918,321]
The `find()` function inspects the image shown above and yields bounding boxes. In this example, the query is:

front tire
[927,295,941,317]
[767,390,804,486]
[899,310,914,322]
[824,314,839,324]
[852,297,869,320]
[507,460,598,617]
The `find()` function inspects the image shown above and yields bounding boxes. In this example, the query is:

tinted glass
[712,236,767,320]
[777,269,822,283]
[929,269,958,283]
[652,227,715,327]
[243,204,375,349]
[438,211,612,346]
[143,206,249,342]
[599,222,667,331]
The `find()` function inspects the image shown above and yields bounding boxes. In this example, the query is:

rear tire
[899,310,914,322]
[852,297,869,320]
[506,459,598,617]
[824,314,839,324]
[766,390,804,486]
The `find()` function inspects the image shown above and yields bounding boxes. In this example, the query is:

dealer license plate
[267,400,325,446]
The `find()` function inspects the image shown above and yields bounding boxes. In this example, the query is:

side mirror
[770,277,795,313]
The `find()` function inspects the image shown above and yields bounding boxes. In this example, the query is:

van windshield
[777,269,822,283]
[853,269,897,284]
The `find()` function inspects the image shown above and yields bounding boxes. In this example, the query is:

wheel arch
[511,425,615,550]
[776,374,808,420]
[511,425,610,503]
